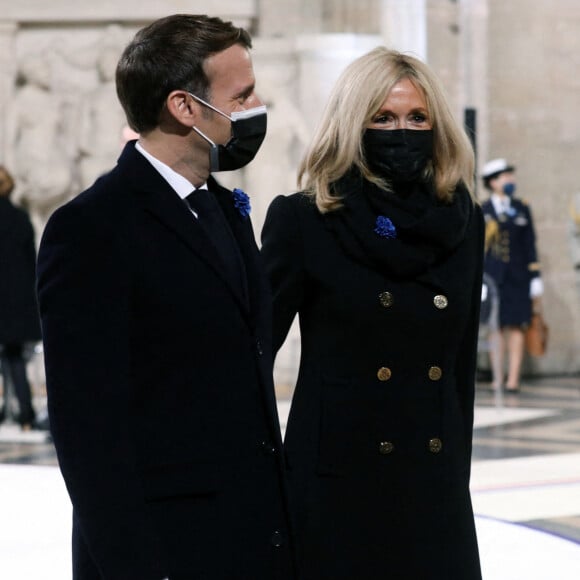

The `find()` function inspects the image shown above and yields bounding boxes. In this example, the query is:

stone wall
[484,0,580,374]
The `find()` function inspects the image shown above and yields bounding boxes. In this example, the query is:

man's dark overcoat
[37,143,295,580]
[261,185,484,580]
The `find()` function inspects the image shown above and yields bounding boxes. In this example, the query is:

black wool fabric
[325,172,472,279]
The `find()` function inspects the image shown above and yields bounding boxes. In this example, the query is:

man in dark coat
[0,165,41,429]
[37,15,295,580]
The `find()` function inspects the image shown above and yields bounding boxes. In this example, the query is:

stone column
[321,0,382,33]
[0,21,18,166]
[296,33,383,129]
[257,0,322,36]
[458,0,489,180]
[380,0,427,60]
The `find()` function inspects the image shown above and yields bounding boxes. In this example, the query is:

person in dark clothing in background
[0,165,42,431]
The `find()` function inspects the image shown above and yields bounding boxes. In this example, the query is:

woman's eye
[411,114,428,124]
[372,114,391,124]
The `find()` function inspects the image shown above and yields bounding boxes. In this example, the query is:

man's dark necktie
[185,189,248,303]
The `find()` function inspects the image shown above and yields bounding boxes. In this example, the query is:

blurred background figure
[481,158,544,392]
[0,165,42,430]
[569,191,580,284]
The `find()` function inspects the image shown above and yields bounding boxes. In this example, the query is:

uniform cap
[481,158,515,179]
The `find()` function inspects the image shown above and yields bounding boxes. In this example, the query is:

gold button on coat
[428,438,443,453]
[433,295,448,309]
[379,441,394,455]
[377,367,392,381]
[379,291,394,308]
[428,366,442,381]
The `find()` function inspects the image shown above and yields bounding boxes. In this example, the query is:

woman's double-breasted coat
[261,185,484,580]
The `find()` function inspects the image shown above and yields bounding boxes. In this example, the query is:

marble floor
[1,375,580,579]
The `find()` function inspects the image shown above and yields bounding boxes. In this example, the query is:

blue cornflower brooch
[232,188,251,218]
[374,216,397,239]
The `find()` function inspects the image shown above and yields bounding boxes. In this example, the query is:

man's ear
[166,90,199,127]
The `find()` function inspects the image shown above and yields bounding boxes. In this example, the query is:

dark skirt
[498,278,532,327]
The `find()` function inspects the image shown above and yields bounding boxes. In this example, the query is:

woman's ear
[166,90,199,127]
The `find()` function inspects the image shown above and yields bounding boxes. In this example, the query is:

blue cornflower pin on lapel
[374,216,397,239]
[232,188,251,218]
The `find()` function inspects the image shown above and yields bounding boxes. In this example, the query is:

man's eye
[238,91,253,104]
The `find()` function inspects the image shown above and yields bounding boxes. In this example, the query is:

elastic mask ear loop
[188,92,233,121]
[188,92,232,147]
[191,126,216,146]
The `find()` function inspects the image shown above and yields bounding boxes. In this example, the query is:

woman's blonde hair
[298,46,475,212]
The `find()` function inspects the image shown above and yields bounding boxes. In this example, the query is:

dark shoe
[505,384,520,393]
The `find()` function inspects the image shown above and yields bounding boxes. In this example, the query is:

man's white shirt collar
[135,141,207,198]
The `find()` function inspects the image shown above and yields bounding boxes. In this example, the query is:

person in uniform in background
[481,158,543,392]
[262,47,483,580]
[0,165,42,431]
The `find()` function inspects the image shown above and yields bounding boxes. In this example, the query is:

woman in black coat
[0,165,42,429]
[261,48,483,579]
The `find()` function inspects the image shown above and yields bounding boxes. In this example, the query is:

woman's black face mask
[363,128,434,183]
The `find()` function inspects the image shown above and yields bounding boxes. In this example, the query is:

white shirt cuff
[530,277,544,298]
